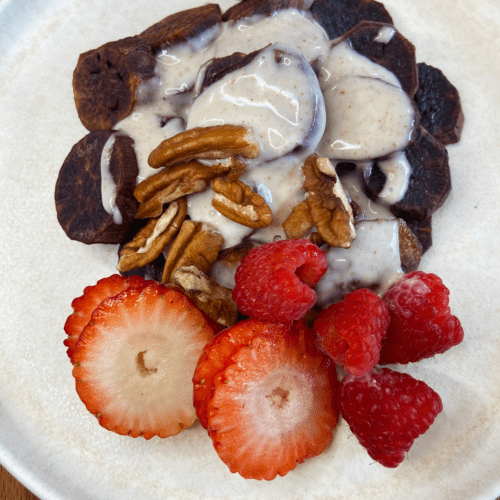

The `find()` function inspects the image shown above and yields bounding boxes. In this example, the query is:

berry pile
[64,240,464,478]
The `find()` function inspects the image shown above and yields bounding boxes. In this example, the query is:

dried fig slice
[73,37,156,131]
[342,21,418,97]
[406,217,433,254]
[55,131,139,244]
[140,4,222,53]
[364,126,451,221]
[414,63,464,145]
[310,0,392,40]
[223,0,307,22]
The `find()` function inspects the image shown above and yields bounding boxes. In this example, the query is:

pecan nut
[148,124,260,169]
[134,161,229,219]
[171,266,238,327]
[162,220,224,284]
[303,154,356,248]
[117,198,187,273]
[282,200,315,240]
[211,178,273,229]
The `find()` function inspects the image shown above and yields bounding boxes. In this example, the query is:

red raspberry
[338,368,443,468]
[379,271,464,365]
[232,239,328,324]
[313,289,390,376]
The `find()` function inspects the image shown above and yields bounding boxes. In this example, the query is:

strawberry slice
[64,274,147,362]
[72,281,214,439]
[206,321,338,480]
[193,319,291,429]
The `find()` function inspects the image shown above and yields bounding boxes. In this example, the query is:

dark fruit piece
[310,0,392,41]
[398,219,422,273]
[343,21,418,97]
[73,37,156,131]
[140,4,222,53]
[196,49,263,97]
[407,217,432,253]
[223,0,306,21]
[364,126,451,221]
[55,131,139,244]
[414,62,464,145]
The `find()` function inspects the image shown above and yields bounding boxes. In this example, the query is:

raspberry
[313,289,390,376]
[338,368,443,468]
[379,271,464,364]
[232,239,328,324]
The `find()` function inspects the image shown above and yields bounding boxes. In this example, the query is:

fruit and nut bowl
[56,0,465,480]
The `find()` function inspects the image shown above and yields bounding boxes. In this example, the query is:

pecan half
[171,266,238,327]
[117,198,187,273]
[282,200,315,240]
[398,218,422,273]
[303,154,356,248]
[148,125,260,169]
[162,220,224,284]
[134,161,229,219]
[211,178,273,229]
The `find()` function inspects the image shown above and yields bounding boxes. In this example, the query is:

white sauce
[100,133,122,225]
[187,43,326,163]
[112,8,420,297]
[315,219,404,307]
[319,75,415,160]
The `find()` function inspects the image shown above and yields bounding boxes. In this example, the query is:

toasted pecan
[117,198,187,272]
[162,220,224,284]
[211,178,273,229]
[134,160,229,219]
[148,125,260,169]
[171,266,238,327]
[282,200,315,240]
[303,154,356,248]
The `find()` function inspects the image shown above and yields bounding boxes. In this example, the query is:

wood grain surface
[0,465,39,500]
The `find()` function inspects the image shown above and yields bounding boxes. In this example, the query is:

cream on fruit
[111,8,418,303]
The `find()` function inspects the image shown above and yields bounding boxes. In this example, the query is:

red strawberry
[206,320,338,480]
[232,239,328,324]
[193,319,288,429]
[380,271,464,364]
[72,282,214,439]
[64,274,147,362]
[313,289,390,376]
[338,368,443,468]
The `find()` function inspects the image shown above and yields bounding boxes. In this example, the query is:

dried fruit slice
[73,282,214,439]
[414,62,464,145]
[55,131,139,244]
[223,0,306,21]
[206,322,338,480]
[364,126,451,221]
[310,0,393,41]
[73,37,156,131]
[140,4,222,53]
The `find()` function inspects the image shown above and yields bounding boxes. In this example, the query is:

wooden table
[1,465,39,500]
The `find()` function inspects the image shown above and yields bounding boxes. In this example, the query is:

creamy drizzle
[315,219,404,306]
[100,133,122,225]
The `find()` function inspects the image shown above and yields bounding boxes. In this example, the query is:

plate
[1,0,499,498]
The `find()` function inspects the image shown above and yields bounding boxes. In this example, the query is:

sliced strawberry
[193,319,289,429]
[206,321,338,480]
[64,274,147,362]
[72,282,214,439]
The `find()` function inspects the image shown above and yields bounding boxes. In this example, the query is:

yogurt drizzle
[111,8,417,305]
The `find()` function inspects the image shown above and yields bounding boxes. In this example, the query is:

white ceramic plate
[1,0,499,498]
